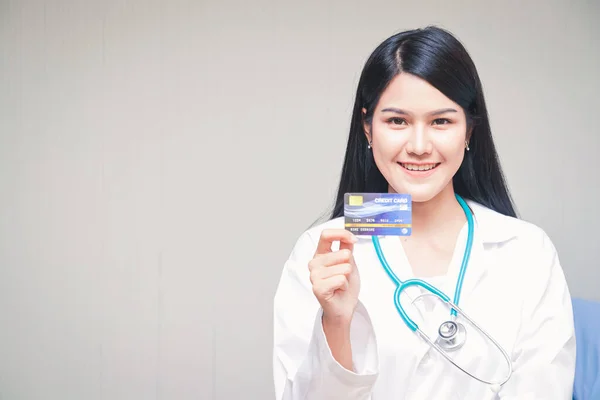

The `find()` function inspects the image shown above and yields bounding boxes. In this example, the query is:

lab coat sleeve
[273,230,379,400]
[499,230,576,399]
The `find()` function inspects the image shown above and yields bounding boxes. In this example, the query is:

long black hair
[330,26,517,219]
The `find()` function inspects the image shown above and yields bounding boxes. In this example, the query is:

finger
[339,236,357,253]
[312,275,349,298]
[314,229,358,256]
[310,263,352,283]
[313,249,353,267]
[308,249,352,272]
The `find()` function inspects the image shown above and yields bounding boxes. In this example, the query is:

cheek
[371,140,400,174]
[371,120,388,141]
[372,124,405,151]
[446,140,465,154]
[442,142,466,166]
[373,138,403,166]
[437,130,467,160]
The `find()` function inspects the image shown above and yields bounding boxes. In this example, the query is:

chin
[389,183,445,203]
[409,192,439,203]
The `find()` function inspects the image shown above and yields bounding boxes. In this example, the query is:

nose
[405,125,432,155]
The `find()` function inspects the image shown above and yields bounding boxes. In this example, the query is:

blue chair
[572,297,600,399]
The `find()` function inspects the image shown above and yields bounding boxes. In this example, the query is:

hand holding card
[308,229,360,324]
[308,228,361,371]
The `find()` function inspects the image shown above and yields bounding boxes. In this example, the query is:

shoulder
[470,201,570,308]
[469,200,561,285]
[468,200,555,250]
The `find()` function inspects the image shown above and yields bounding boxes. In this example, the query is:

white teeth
[401,163,437,171]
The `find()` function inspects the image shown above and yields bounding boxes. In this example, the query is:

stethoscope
[371,194,513,390]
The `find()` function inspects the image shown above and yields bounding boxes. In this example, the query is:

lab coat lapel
[456,199,518,312]
[448,227,488,314]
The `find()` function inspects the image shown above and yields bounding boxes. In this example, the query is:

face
[364,73,470,203]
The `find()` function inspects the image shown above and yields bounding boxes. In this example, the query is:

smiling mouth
[398,162,441,171]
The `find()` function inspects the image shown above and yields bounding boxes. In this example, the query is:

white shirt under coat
[273,200,576,399]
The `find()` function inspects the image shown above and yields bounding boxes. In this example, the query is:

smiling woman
[336,27,515,220]
[364,72,470,203]
[273,26,576,400]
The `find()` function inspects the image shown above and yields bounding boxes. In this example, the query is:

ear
[362,107,371,142]
[466,126,473,142]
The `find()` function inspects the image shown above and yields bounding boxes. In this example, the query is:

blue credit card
[344,193,412,236]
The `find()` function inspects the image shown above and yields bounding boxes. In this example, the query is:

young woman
[272,26,576,399]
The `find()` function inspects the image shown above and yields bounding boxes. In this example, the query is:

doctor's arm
[273,231,379,400]
[499,232,576,399]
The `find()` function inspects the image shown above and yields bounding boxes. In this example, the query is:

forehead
[377,73,462,113]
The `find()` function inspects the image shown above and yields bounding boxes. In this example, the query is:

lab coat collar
[465,200,518,244]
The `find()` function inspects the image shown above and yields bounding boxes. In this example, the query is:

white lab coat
[273,200,576,399]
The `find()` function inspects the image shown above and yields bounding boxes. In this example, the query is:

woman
[272,26,576,399]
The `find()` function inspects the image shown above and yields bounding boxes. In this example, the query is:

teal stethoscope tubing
[371,193,474,332]
[371,194,513,387]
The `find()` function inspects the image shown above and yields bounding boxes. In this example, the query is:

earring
[465,140,470,151]
[368,141,372,149]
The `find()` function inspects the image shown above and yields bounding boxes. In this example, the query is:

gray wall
[0,0,598,399]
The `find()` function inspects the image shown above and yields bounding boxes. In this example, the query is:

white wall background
[0,0,598,399]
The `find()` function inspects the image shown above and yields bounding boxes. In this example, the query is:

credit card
[343,193,412,236]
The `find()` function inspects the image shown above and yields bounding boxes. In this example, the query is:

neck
[393,185,467,237]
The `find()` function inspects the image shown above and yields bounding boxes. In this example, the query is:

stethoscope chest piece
[435,320,467,351]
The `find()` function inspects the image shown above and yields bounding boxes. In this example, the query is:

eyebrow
[380,107,458,116]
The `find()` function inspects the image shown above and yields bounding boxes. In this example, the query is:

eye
[432,118,451,125]
[387,117,407,125]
